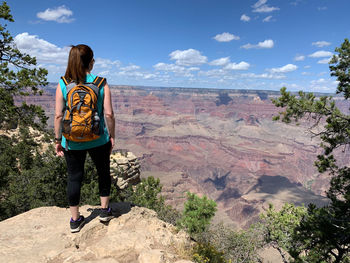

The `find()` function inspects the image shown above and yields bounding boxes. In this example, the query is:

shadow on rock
[247,175,329,207]
[251,175,301,194]
[85,202,132,224]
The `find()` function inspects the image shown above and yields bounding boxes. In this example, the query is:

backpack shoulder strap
[61,76,69,86]
[93,76,106,88]
[61,76,76,94]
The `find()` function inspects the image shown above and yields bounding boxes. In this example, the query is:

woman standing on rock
[54,44,115,233]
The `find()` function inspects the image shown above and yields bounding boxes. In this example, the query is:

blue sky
[7,0,350,92]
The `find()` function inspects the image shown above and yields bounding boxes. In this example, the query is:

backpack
[61,76,106,143]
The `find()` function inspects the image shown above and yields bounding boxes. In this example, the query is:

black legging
[64,141,111,206]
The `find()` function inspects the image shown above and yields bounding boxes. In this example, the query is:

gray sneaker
[70,215,85,233]
[99,207,114,222]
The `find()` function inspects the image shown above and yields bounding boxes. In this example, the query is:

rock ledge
[0,203,193,263]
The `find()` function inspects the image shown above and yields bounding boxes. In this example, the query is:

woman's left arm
[103,83,115,154]
[54,83,65,156]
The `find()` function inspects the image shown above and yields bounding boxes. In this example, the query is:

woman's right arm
[54,84,65,156]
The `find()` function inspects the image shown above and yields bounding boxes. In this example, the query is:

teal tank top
[59,73,110,150]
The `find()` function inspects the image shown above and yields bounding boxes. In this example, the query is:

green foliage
[198,223,264,263]
[128,176,182,225]
[291,204,350,263]
[156,203,182,227]
[192,242,226,263]
[260,203,307,262]
[330,38,350,99]
[271,38,350,262]
[179,192,217,236]
[0,2,67,221]
[0,131,68,220]
[0,1,48,131]
[129,176,164,210]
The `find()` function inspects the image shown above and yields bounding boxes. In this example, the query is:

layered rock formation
[19,85,348,228]
[0,203,193,263]
[111,86,335,227]
[110,151,141,190]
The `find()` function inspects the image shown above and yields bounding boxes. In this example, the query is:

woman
[54,44,115,233]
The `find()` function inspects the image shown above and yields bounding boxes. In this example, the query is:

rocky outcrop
[0,203,193,263]
[110,151,141,190]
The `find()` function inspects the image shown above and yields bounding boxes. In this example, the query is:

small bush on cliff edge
[179,192,217,237]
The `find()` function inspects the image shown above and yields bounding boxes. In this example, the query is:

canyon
[22,84,349,228]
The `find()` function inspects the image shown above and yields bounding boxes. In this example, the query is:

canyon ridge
[23,84,350,228]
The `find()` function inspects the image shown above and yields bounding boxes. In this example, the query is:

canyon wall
[21,84,350,228]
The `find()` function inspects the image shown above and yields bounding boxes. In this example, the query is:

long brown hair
[64,44,94,84]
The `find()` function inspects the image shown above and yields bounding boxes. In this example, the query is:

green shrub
[192,242,226,263]
[179,192,217,236]
[197,223,264,263]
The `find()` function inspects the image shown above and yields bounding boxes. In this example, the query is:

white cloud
[301,72,311,76]
[269,64,298,73]
[40,64,66,75]
[318,6,327,11]
[279,82,302,90]
[153,62,185,72]
[310,78,336,92]
[121,65,141,71]
[240,14,251,22]
[143,73,156,79]
[169,49,207,66]
[14,32,69,64]
[37,5,74,23]
[252,1,280,13]
[252,0,268,8]
[253,5,279,13]
[242,72,285,79]
[224,61,250,70]
[312,41,331,48]
[94,58,121,68]
[153,63,199,77]
[198,69,225,77]
[98,70,110,76]
[309,50,333,58]
[241,39,274,49]
[318,58,331,64]
[213,32,240,42]
[263,16,273,22]
[311,78,327,85]
[304,65,311,69]
[294,55,305,61]
[117,70,156,80]
[209,57,230,66]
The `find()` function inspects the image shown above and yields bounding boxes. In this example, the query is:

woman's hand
[110,137,115,155]
[55,143,64,157]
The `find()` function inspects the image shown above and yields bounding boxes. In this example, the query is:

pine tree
[0,1,48,130]
[272,39,350,262]
[0,1,68,220]
[180,192,217,236]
